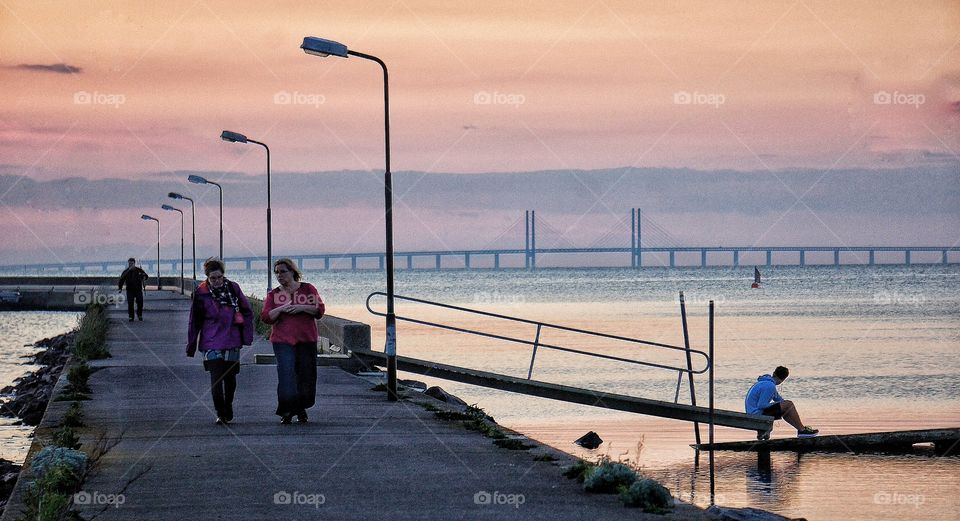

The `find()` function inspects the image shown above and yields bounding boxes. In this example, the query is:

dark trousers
[205,359,239,420]
[272,342,318,416]
[126,291,143,319]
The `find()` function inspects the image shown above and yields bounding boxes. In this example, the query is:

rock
[399,379,427,391]
[424,386,469,408]
[0,458,22,508]
[707,505,802,521]
[575,431,603,449]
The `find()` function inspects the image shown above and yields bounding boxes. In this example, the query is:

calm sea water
[0,311,81,462]
[1,265,957,519]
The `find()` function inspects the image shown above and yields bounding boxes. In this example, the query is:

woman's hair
[273,258,302,282]
[203,257,226,276]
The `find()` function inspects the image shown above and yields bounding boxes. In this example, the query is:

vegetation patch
[493,438,535,450]
[61,402,85,428]
[583,461,638,494]
[72,304,110,360]
[533,454,557,462]
[619,478,673,513]
[247,297,272,339]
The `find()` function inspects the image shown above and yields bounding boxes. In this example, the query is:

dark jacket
[186,279,254,357]
[118,267,148,294]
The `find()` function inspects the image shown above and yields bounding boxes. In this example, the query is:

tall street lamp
[168,192,196,285]
[188,174,224,260]
[301,36,398,401]
[220,130,272,293]
[140,214,160,290]
[161,204,185,294]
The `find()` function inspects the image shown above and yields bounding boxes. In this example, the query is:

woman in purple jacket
[186,258,254,424]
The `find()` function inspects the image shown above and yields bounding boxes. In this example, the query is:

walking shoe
[138,316,143,321]
[215,417,228,425]
[797,426,819,437]
[129,317,134,322]
[297,411,308,423]
[280,414,293,425]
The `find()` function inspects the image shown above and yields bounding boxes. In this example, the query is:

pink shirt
[260,282,326,345]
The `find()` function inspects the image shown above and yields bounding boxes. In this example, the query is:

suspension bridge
[3,209,957,274]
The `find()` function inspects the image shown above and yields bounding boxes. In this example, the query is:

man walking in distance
[118,258,149,321]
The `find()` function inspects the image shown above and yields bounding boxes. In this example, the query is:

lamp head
[168,192,183,200]
[161,204,178,212]
[301,37,348,58]
[188,175,208,185]
[220,130,248,143]
[141,214,157,221]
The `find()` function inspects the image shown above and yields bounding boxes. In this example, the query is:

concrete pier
[2,291,710,520]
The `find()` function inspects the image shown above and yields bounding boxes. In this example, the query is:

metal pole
[215,182,223,260]
[348,50,397,401]
[156,221,161,290]
[709,300,716,505]
[679,291,701,446]
[248,140,272,293]
[631,208,636,268]
[179,211,184,294]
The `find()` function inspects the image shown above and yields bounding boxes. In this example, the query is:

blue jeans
[272,342,318,416]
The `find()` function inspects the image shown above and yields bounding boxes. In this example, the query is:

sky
[0,1,958,264]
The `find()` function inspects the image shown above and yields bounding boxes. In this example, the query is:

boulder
[424,386,469,408]
[575,431,603,449]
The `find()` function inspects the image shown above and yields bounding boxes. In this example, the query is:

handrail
[365,291,711,375]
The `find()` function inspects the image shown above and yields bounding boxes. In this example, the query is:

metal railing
[365,291,711,384]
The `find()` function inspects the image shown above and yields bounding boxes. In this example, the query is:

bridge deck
[352,348,772,432]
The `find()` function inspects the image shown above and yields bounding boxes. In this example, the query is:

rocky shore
[1,331,75,426]
[0,330,75,514]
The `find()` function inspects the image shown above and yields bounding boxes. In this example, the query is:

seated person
[745,365,818,439]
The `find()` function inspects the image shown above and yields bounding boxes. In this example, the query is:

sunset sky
[1,1,958,264]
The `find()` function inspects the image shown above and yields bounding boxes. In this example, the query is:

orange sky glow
[2,0,958,179]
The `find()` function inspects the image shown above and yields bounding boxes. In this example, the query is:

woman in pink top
[259,258,326,424]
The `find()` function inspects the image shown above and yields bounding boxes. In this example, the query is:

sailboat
[751,266,762,289]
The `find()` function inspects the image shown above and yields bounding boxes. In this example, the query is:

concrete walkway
[9,291,710,520]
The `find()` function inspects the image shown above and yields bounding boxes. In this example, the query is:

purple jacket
[186,279,254,356]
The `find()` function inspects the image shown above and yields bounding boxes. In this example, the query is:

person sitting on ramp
[745,365,819,440]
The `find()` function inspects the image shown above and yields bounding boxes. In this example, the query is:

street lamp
[188,175,224,260]
[301,36,398,401]
[220,130,272,293]
[161,204,185,294]
[140,214,160,290]
[167,192,196,285]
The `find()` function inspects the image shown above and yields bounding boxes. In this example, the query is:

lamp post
[220,130,272,293]
[140,214,160,290]
[168,192,196,285]
[188,174,223,260]
[161,204,185,294]
[301,36,398,401]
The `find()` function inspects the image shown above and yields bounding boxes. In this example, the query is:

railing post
[527,324,543,379]
[708,300,715,505]
[679,291,701,446]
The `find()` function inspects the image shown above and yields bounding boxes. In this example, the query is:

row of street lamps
[137,36,399,400]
